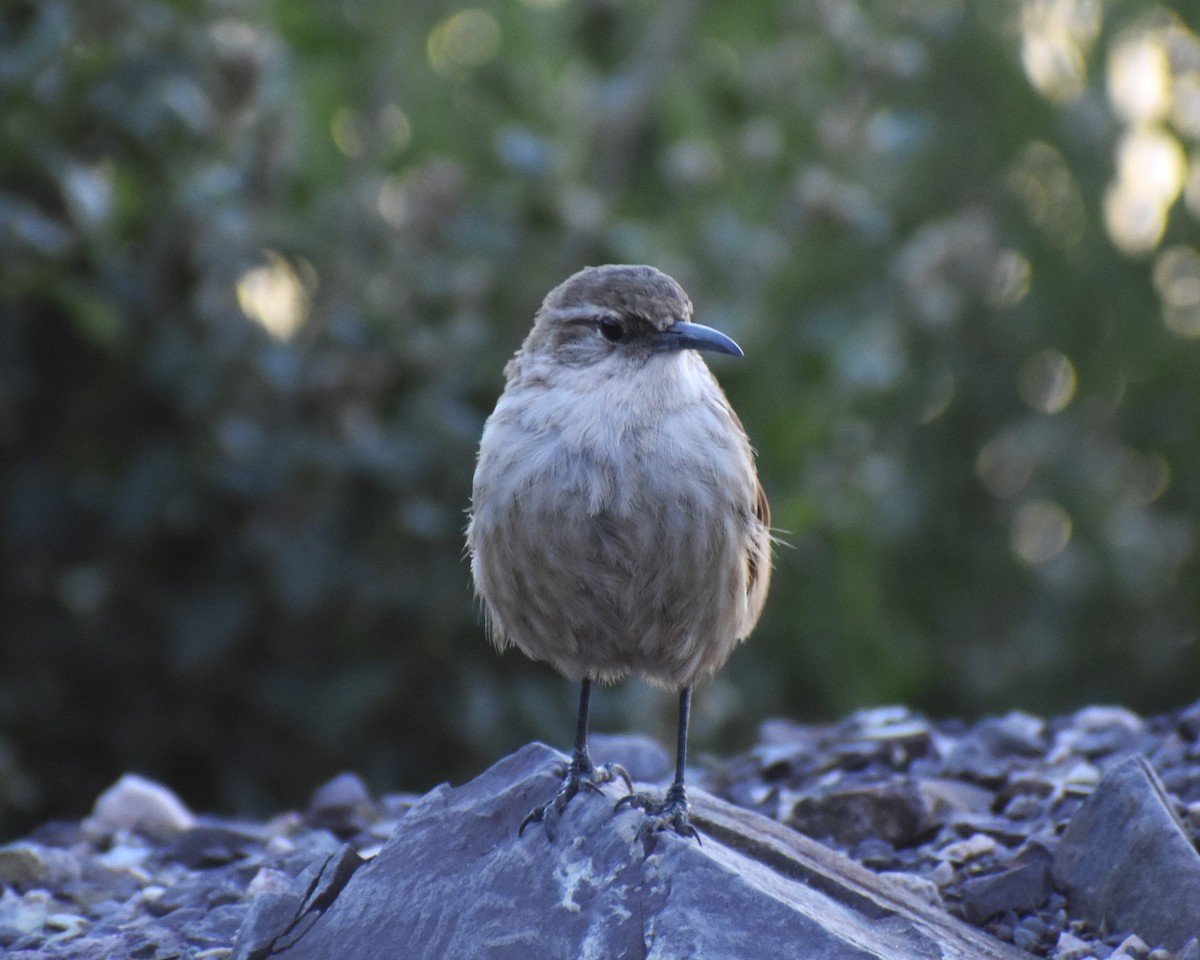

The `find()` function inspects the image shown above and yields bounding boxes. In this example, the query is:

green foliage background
[3,0,1200,834]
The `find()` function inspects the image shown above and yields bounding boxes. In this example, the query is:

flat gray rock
[1052,754,1200,952]
[237,743,1029,960]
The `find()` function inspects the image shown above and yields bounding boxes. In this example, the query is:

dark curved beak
[652,320,744,358]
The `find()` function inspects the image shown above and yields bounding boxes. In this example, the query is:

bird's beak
[652,320,744,358]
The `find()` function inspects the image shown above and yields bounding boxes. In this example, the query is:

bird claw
[615,786,702,848]
[519,760,631,841]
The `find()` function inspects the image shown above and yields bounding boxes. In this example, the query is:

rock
[1052,755,1200,952]
[238,743,1031,960]
[85,773,195,842]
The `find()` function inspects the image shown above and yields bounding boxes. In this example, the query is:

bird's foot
[520,757,631,841]
[614,783,701,847]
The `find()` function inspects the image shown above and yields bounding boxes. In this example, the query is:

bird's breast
[482,357,747,518]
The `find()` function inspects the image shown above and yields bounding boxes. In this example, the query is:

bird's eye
[598,317,624,342]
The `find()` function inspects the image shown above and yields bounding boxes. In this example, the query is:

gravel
[1,698,1198,958]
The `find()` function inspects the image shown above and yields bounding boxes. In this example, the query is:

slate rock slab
[235,743,1029,960]
[1052,754,1200,952]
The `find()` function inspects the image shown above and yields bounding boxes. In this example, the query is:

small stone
[787,779,934,847]
[854,836,896,868]
[959,859,1053,924]
[917,778,995,818]
[942,712,1046,783]
[0,844,81,889]
[1055,706,1144,760]
[937,832,997,864]
[307,772,376,834]
[27,820,85,849]
[169,824,262,868]
[185,902,247,946]
[834,707,934,769]
[878,871,942,907]
[1178,700,1200,740]
[246,867,295,898]
[44,912,88,938]
[1016,914,1049,941]
[1111,934,1149,958]
[1012,924,1041,950]
[1002,793,1044,820]
[0,888,50,944]
[94,839,152,873]
[86,773,195,842]
[590,734,671,783]
[929,860,955,887]
[1054,930,1096,960]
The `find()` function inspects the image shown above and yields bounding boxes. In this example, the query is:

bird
[467,264,771,843]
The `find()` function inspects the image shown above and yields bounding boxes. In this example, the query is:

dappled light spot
[330,106,365,158]
[1012,499,1073,566]
[1018,349,1076,414]
[1127,451,1171,507]
[377,176,409,227]
[1153,245,1200,337]
[1008,142,1086,248]
[236,252,309,340]
[1108,31,1172,124]
[1019,0,1102,103]
[987,250,1032,307]
[1104,128,1185,254]
[380,104,413,155]
[976,435,1035,499]
[427,9,501,77]
[1117,127,1185,209]
[62,163,115,231]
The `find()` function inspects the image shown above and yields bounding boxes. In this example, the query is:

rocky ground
[1,698,1199,959]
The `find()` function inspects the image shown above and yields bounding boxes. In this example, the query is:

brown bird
[467,264,771,842]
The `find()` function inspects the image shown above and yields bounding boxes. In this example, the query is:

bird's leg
[615,687,701,845]
[520,678,631,840]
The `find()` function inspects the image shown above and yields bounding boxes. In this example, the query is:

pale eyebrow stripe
[553,304,616,323]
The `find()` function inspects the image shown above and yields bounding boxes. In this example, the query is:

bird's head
[519,264,743,370]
